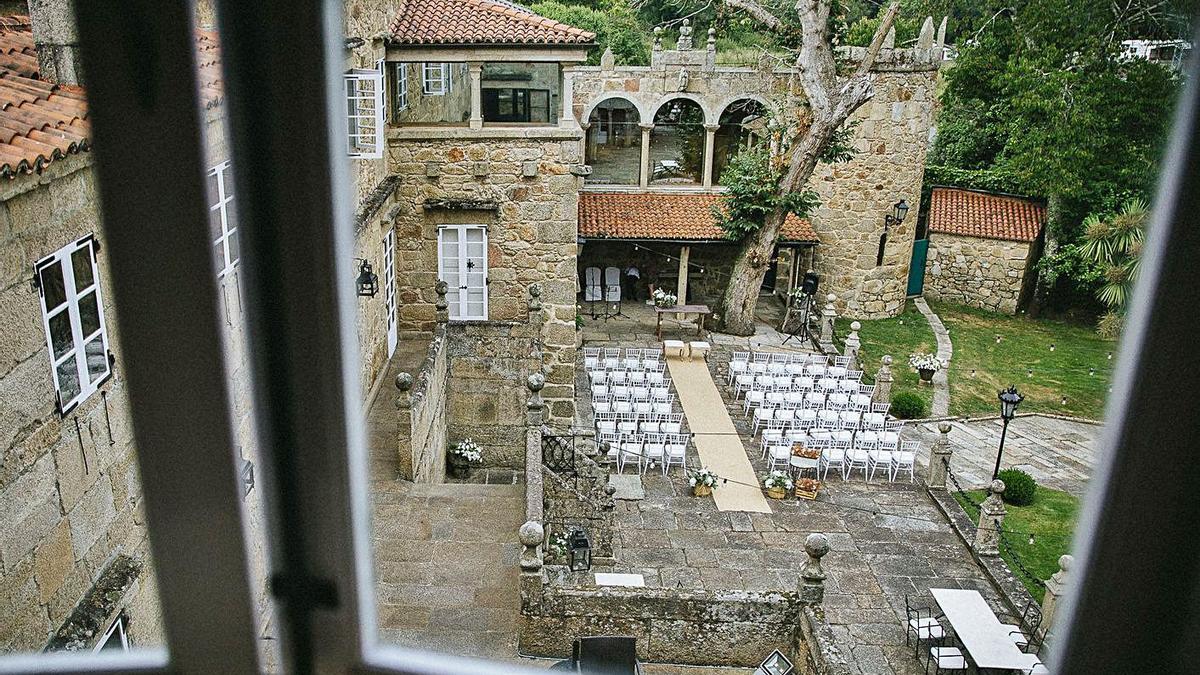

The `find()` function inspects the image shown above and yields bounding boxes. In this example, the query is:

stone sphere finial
[990,479,1006,495]
[518,521,544,546]
[826,293,837,303]
[882,355,893,366]
[526,373,545,392]
[938,421,952,433]
[1058,554,1073,572]
[850,321,861,331]
[435,279,448,295]
[529,283,541,298]
[805,533,830,559]
[395,372,413,391]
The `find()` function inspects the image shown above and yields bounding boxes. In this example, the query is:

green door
[907,238,929,296]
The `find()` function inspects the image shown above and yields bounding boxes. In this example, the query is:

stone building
[922,187,1046,314]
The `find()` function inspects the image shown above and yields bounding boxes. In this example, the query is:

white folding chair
[647,365,666,385]
[627,369,646,385]
[623,348,642,370]
[768,442,793,471]
[593,396,612,414]
[749,352,770,374]
[633,399,653,415]
[590,382,608,398]
[867,441,894,482]
[603,347,621,370]
[845,441,870,480]
[595,412,617,435]
[642,348,662,367]
[583,346,601,371]
[775,404,797,425]
[767,353,789,374]
[838,378,859,393]
[660,412,684,434]
[617,412,639,435]
[728,351,750,385]
[588,368,607,385]
[752,403,775,436]
[765,386,787,406]
[743,385,768,416]
[617,434,642,473]
[638,414,661,434]
[760,421,787,458]
[612,395,633,414]
[642,433,666,475]
[664,433,687,474]
[827,392,850,410]
[820,440,847,480]
[733,372,756,400]
[652,394,673,415]
[785,355,806,376]
[598,431,620,464]
[893,440,918,483]
[631,385,650,400]
[608,368,627,385]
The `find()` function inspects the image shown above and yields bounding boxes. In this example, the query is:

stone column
[873,355,894,404]
[639,123,653,188]
[525,373,546,522]
[927,421,952,489]
[518,520,546,615]
[559,66,577,128]
[582,122,595,163]
[468,62,483,130]
[435,279,449,324]
[819,293,838,352]
[844,321,862,368]
[676,245,690,320]
[702,123,719,188]
[799,533,829,604]
[1041,554,1073,637]
[393,372,414,480]
[974,479,1007,556]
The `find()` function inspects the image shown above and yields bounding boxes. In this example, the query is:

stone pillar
[394,372,414,479]
[435,279,449,324]
[676,245,690,320]
[528,283,544,322]
[819,293,838,352]
[468,62,483,130]
[1041,554,1073,637]
[974,479,1007,556]
[639,123,653,188]
[844,321,862,368]
[29,0,83,86]
[705,28,717,70]
[559,66,577,127]
[873,355,894,404]
[702,123,719,188]
[518,520,546,615]
[799,533,829,604]
[582,122,595,163]
[927,421,953,489]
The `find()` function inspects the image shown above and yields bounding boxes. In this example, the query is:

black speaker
[801,272,820,296]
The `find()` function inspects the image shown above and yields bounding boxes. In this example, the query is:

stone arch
[648,97,708,186]
[581,94,652,126]
[714,93,776,121]
[584,96,643,186]
[650,93,717,126]
[713,97,769,184]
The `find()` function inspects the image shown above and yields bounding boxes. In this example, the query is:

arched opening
[713,99,767,185]
[585,98,641,185]
[649,98,705,186]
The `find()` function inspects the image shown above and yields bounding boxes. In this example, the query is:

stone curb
[904,411,1104,426]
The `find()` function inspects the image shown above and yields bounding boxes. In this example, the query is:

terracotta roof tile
[928,187,1046,243]
[389,0,595,46]
[579,192,817,243]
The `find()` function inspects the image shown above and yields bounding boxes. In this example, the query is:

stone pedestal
[873,355,894,404]
[927,421,952,489]
[819,294,838,352]
[844,321,862,368]
[1041,554,1073,637]
[518,521,546,615]
[974,479,1007,556]
[799,533,829,604]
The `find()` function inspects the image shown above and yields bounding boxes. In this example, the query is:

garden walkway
[914,298,952,416]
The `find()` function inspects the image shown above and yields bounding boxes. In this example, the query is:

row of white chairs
[597,431,689,475]
[593,393,676,416]
[595,411,685,436]
[727,351,856,383]
[734,372,865,399]
[760,419,902,456]
[769,437,918,482]
[584,347,664,373]
[742,386,876,416]
[752,403,894,436]
[588,366,669,385]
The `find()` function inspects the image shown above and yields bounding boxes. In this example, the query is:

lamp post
[992,385,1025,479]
[876,199,909,266]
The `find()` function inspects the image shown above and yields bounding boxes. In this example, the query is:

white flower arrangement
[652,287,678,308]
[688,468,719,488]
[763,470,794,491]
[449,438,482,463]
[548,532,569,559]
[909,353,946,372]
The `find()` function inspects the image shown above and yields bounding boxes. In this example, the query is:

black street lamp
[992,385,1025,479]
[876,199,909,266]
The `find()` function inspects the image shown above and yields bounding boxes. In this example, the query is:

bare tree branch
[723,0,784,31]
[854,2,900,79]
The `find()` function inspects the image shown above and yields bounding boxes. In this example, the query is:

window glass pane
[206,168,220,208]
[84,335,108,383]
[78,290,101,338]
[56,356,81,404]
[214,240,227,270]
[40,260,67,309]
[210,205,223,239]
[227,228,240,264]
[226,196,238,233]
[48,310,74,359]
[71,245,95,290]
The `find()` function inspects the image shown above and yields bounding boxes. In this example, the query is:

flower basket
[766,486,787,499]
[447,452,472,479]
[762,470,793,499]
[918,368,935,383]
[794,478,821,500]
[909,353,945,384]
[447,438,482,479]
[688,468,718,497]
[792,445,821,460]
[693,484,712,497]
[652,287,678,308]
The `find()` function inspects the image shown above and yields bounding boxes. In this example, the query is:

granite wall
[398,324,448,482]
[924,232,1038,314]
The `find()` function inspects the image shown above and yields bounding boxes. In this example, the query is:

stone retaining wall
[924,232,1038,314]
[398,325,448,482]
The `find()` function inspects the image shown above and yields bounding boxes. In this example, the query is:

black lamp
[891,199,910,224]
[876,198,909,266]
[756,649,794,675]
[992,385,1025,479]
[355,258,379,297]
[568,528,591,572]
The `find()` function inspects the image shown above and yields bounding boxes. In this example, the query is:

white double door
[383,229,397,357]
[438,225,488,320]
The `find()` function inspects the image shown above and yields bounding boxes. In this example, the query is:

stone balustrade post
[702,124,719,188]
[819,293,838,352]
[927,421,952,489]
[434,279,449,324]
[394,371,413,411]
[468,63,483,130]
[1041,554,1073,638]
[527,373,545,427]
[528,283,544,324]
[844,321,862,368]
[974,479,1007,556]
[873,355,894,404]
[799,533,830,604]
[518,521,546,615]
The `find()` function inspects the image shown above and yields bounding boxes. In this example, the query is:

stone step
[405,482,524,498]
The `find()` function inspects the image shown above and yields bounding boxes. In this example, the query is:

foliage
[998,468,1037,506]
[531,0,650,65]
[923,164,1026,196]
[713,145,820,240]
[449,437,482,463]
[890,391,927,419]
[836,301,935,412]
[688,467,719,488]
[908,352,945,372]
[575,306,585,330]
[818,120,861,164]
[1080,197,1148,316]
[762,470,794,490]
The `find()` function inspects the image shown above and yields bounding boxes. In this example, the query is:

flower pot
[766,486,787,500]
[447,453,472,479]
[693,484,712,497]
[918,368,936,383]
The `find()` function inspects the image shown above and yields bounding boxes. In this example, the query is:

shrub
[998,469,1037,506]
[890,391,927,419]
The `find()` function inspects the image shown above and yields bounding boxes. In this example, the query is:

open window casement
[345,68,384,158]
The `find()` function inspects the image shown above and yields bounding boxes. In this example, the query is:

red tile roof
[579,192,818,243]
[928,187,1046,243]
[389,0,595,46]
[0,16,224,179]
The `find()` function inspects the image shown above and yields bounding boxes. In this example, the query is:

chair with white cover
[617,434,643,473]
[767,442,793,471]
[867,441,894,482]
[820,440,848,480]
[603,266,622,302]
[664,433,687,474]
[660,412,684,434]
[893,440,918,483]
[727,351,750,385]
[584,267,602,302]
[584,347,601,371]
[642,433,666,474]
[752,403,775,436]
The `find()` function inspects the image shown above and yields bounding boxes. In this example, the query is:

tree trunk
[721,208,788,335]
[1028,192,1065,318]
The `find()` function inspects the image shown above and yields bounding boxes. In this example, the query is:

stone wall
[924,232,1036,314]
[398,325,448,482]
[541,435,615,561]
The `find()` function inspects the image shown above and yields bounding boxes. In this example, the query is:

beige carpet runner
[666,354,771,513]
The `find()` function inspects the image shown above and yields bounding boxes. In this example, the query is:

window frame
[345,68,384,159]
[34,234,112,416]
[208,160,239,277]
[391,61,408,118]
[421,61,450,96]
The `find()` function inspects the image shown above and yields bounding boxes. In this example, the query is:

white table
[930,588,1032,671]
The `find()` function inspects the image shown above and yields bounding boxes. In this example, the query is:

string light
[1049,343,1055,352]
[1026,368,1033,377]
[970,369,976,378]
[1089,368,1095,376]
[995,335,1002,344]
[1060,396,1067,405]
[1107,352,1112,360]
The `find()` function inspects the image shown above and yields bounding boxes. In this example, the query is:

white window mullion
[345,69,384,159]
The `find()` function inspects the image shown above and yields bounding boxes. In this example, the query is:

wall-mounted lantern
[876,199,909,266]
[568,528,592,572]
[355,258,379,297]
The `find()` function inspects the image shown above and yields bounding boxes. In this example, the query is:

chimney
[28,0,83,85]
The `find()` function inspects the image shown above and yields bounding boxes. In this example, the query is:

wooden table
[656,304,711,340]
[930,588,1033,672]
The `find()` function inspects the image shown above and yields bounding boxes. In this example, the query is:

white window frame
[422,62,451,96]
[93,615,130,653]
[437,224,489,321]
[383,229,397,358]
[345,68,384,159]
[391,61,407,115]
[35,234,112,416]
[209,160,238,277]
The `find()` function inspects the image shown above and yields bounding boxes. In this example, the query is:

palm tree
[1080,198,1147,335]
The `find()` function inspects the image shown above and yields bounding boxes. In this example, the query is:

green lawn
[954,487,1080,602]
[836,302,937,416]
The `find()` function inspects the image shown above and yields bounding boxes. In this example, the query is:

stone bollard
[526,373,545,425]
[394,371,413,411]
[799,533,830,604]
[844,321,862,368]
[1040,554,1073,637]
[927,422,953,489]
[434,279,449,324]
[873,355,894,404]
[819,293,838,350]
[518,521,546,615]
[974,479,1007,556]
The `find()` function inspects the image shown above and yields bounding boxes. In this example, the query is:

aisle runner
[666,355,771,513]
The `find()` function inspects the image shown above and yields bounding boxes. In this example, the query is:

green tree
[1080,198,1147,335]
[530,0,651,65]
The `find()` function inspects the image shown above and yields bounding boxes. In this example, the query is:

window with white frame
[35,235,111,415]
[207,161,239,276]
[390,61,408,119]
[422,62,451,95]
[345,68,384,158]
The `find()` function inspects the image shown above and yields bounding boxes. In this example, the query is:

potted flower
[763,470,793,499]
[547,532,569,564]
[652,287,678,308]
[794,477,821,500]
[909,353,945,383]
[447,438,482,479]
[688,468,719,496]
